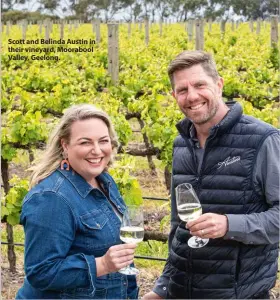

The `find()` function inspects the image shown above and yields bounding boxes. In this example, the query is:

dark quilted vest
[168,103,279,299]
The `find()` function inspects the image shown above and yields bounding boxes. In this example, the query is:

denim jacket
[16,168,138,299]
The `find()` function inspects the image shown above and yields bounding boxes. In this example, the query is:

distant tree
[170,0,208,22]
[232,0,279,19]
[2,0,26,11]
[205,0,279,21]
[94,0,132,22]
[122,0,141,22]
[153,0,172,22]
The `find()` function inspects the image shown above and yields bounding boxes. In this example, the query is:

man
[143,50,279,299]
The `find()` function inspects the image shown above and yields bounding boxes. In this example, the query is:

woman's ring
[201,229,205,235]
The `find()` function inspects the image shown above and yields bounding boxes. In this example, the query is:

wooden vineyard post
[128,22,131,38]
[1,158,16,273]
[44,19,50,41]
[145,18,149,45]
[231,21,235,31]
[256,18,261,35]
[270,16,278,47]
[6,21,11,36]
[220,20,226,35]
[195,19,204,50]
[188,19,193,42]
[60,20,64,40]
[95,19,101,44]
[50,20,53,33]
[208,18,212,32]
[22,20,28,40]
[108,24,119,85]
[39,20,43,35]
[160,19,163,36]
[74,20,78,29]
[249,19,254,32]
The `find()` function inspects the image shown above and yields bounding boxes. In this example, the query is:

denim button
[123,282,127,285]
[96,223,100,228]
[117,205,120,209]
[163,287,166,290]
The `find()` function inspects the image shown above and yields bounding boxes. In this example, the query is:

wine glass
[175,183,209,248]
[119,205,144,275]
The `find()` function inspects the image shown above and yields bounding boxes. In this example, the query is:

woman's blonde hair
[30,104,119,188]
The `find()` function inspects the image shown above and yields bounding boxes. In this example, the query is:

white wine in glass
[120,226,144,244]
[176,183,209,248]
[119,205,144,275]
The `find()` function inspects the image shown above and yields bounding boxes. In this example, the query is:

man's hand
[142,291,163,299]
[187,213,228,239]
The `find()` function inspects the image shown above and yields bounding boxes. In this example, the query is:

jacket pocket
[80,209,109,230]
[80,209,115,252]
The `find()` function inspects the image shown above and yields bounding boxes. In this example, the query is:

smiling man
[143,51,280,299]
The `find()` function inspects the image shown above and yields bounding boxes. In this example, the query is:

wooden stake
[44,19,50,41]
[128,22,131,38]
[22,20,28,40]
[220,20,226,34]
[108,24,119,85]
[208,18,212,32]
[195,19,204,50]
[145,18,149,45]
[6,21,10,36]
[271,15,278,47]
[95,19,101,43]
[60,20,64,39]
[39,20,43,34]
[256,18,261,35]
[188,19,193,42]
[249,19,254,32]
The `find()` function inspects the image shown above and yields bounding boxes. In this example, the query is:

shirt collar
[189,124,198,141]
[189,124,200,148]
[57,168,112,198]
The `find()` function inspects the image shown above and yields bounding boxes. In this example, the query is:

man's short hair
[168,50,220,90]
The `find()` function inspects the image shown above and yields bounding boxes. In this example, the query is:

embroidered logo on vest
[217,156,240,169]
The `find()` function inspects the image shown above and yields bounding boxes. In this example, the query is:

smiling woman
[61,118,113,187]
[16,104,139,300]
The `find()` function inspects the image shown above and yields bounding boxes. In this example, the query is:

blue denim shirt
[16,168,138,299]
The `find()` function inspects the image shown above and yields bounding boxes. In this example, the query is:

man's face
[172,64,224,125]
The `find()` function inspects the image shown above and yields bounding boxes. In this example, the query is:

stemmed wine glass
[176,183,209,248]
[119,205,144,275]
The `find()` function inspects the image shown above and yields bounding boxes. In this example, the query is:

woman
[16,104,139,299]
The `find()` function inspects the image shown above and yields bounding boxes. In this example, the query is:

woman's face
[61,118,113,185]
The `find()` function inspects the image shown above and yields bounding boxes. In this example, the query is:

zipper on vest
[197,128,219,186]
[188,249,192,299]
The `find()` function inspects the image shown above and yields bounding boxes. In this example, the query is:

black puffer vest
[168,103,279,299]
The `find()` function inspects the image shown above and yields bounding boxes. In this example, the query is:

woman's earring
[60,153,70,170]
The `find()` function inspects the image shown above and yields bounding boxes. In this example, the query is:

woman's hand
[96,243,137,276]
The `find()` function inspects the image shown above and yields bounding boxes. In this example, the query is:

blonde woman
[16,104,139,299]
